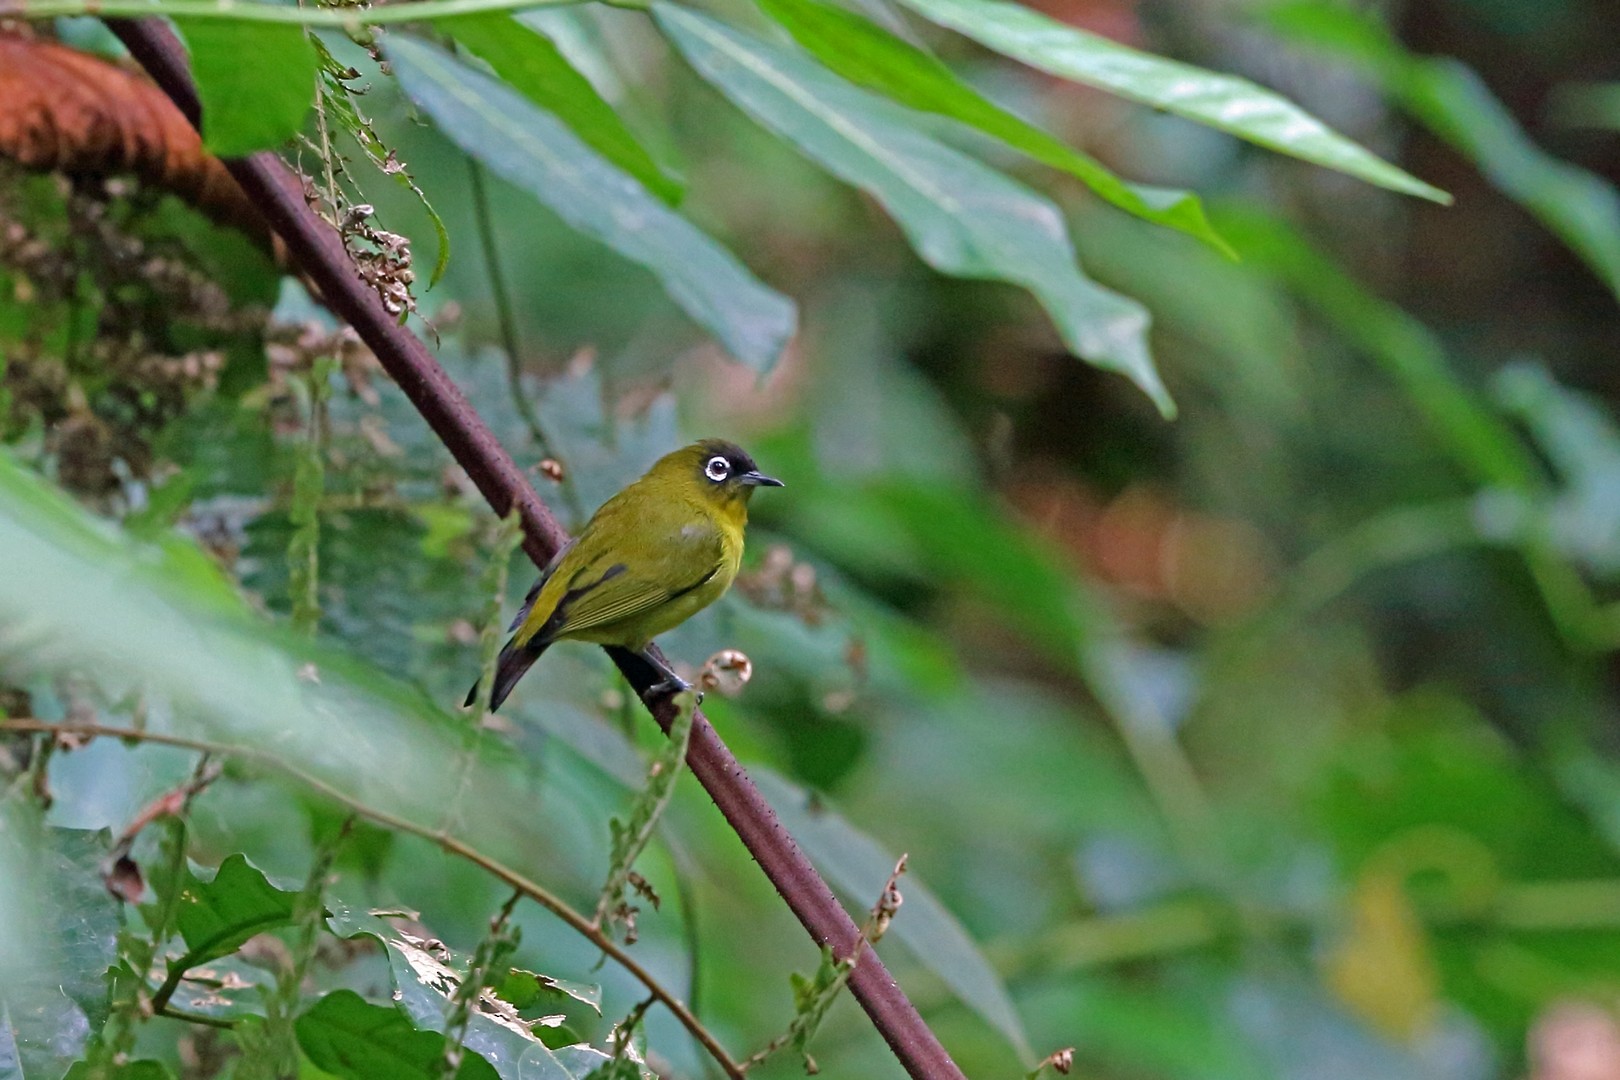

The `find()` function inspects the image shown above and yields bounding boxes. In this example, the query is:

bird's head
[655,439,784,507]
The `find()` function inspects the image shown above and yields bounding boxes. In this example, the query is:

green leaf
[295,991,499,1080]
[751,768,1034,1059]
[885,0,1448,204]
[597,692,696,929]
[177,21,318,157]
[444,14,684,205]
[0,826,121,1080]
[172,853,299,969]
[653,4,1170,415]
[0,446,542,875]
[756,0,1233,257]
[323,907,585,1080]
[494,970,602,1014]
[1261,1,1620,301]
[386,35,795,374]
[164,955,280,1022]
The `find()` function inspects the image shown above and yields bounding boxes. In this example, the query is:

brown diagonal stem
[103,19,966,1080]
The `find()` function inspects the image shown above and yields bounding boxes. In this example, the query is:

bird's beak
[740,470,784,488]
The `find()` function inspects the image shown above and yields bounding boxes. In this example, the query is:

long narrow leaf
[387,35,796,374]
[885,0,1449,204]
[444,13,684,205]
[757,0,1234,256]
[654,4,1171,415]
[1262,1,1620,302]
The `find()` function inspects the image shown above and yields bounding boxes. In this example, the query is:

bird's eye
[705,456,731,482]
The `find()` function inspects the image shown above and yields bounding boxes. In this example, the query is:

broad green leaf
[752,768,1033,1059]
[444,14,684,205]
[172,853,299,969]
[386,35,795,375]
[177,21,318,157]
[324,907,584,1080]
[1262,2,1620,302]
[494,970,602,1014]
[296,991,499,1080]
[0,826,120,1080]
[884,0,1448,204]
[0,447,540,867]
[654,5,1170,415]
[756,0,1234,257]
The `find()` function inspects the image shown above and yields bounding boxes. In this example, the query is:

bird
[468,439,783,712]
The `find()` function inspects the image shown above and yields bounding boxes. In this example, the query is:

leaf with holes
[296,991,500,1080]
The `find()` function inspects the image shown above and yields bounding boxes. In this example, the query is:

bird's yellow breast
[513,477,750,651]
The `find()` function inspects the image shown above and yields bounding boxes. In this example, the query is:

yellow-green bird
[470,439,783,711]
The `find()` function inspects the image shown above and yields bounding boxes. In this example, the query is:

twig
[0,717,745,1080]
[444,509,523,835]
[595,691,697,935]
[462,155,583,524]
[4,0,594,26]
[442,888,524,1077]
[97,23,968,1080]
[741,855,907,1073]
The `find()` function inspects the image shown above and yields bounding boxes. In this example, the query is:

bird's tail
[465,638,549,712]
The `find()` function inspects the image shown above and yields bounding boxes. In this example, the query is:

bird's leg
[635,646,702,703]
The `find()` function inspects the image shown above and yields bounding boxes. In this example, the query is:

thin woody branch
[100,20,965,1080]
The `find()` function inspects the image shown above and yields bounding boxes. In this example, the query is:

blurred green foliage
[4,0,1620,1077]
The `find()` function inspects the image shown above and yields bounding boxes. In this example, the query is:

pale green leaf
[387,35,794,374]
[757,0,1234,256]
[654,4,1170,415]
[445,13,683,205]
[0,447,539,859]
[886,0,1448,203]
[1261,1,1620,302]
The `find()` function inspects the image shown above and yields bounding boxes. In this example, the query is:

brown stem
[99,21,966,1080]
[1,718,744,1080]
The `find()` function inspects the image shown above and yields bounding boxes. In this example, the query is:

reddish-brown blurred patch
[1026,0,1142,46]
[1529,1001,1620,1080]
[1008,463,1272,625]
[0,31,270,249]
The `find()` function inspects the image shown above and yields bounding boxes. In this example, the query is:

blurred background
[6,0,1620,1077]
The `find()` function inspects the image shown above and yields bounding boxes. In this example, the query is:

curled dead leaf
[699,649,753,697]
[0,34,270,250]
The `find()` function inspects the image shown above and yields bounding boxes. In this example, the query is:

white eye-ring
[705,456,731,482]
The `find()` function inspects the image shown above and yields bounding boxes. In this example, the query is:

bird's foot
[642,674,702,706]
